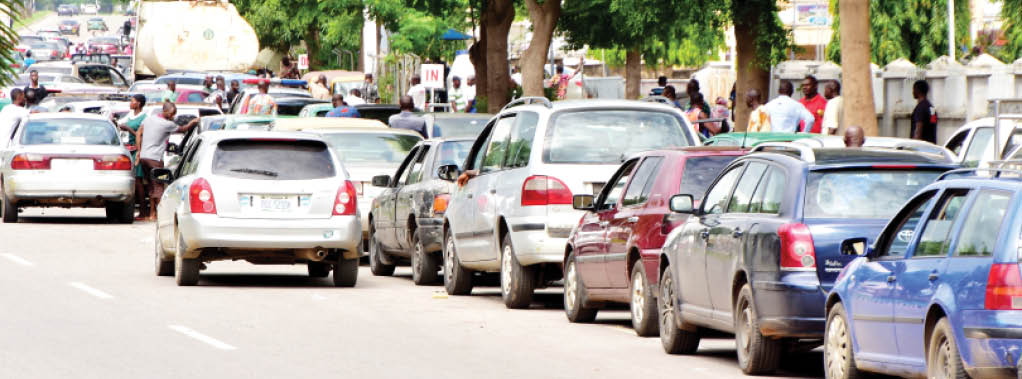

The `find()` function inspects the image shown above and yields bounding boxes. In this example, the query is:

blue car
[826,168,1022,378]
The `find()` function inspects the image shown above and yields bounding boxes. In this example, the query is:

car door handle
[732,229,743,238]
[699,230,710,240]
[886,275,896,283]
[627,216,639,223]
[928,273,939,281]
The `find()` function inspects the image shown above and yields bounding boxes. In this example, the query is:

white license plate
[239,194,308,212]
[50,159,92,171]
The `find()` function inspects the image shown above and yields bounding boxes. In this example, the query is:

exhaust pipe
[316,249,327,259]
[295,248,329,262]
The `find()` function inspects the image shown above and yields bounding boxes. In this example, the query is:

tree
[1001,0,1022,61]
[826,0,970,65]
[0,1,26,85]
[521,0,560,97]
[839,0,877,136]
[233,0,363,70]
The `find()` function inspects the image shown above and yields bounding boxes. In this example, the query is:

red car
[88,37,121,55]
[563,146,746,335]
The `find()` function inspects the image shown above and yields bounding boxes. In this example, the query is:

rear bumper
[6,173,133,204]
[417,217,444,253]
[960,310,1022,375]
[752,273,826,338]
[508,228,568,267]
[178,213,362,258]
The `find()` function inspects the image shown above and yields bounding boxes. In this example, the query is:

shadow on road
[17,216,111,224]
[196,273,351,288]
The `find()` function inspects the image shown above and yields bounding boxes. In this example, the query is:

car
[564,147,746,335]
[54,100,121,114]
[656,144,957,375]
[356,104,402,125]
[26,41,61,61]
[269,117,387,131]
[825,168,1022,379]
[30,61,130,89]
[152,131,362,286]
[702,131,817,147]
[86,18,107,33]
[944,116,1022,168]
[82,3,99,15]
[298,103,333,118]
[154,72,256,88]
[438,98,701,308]
[87,36,120,55]
[57,4,78,16]
[421,113,491,138]
[791,135,958,162]
[137,85,209,104]
[14,72,86,88]
[368,138,474,284]
[229,87,312,115]
[276,97,329,117]
[0,113,134,224]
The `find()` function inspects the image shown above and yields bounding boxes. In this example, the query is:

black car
[368,138,474,284]
[57,4,77,16]
[275,97,329,117]
[356,104,401,125]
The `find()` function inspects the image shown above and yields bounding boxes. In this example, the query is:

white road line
[1,253,34,266]
[168,325,237,350]
[68,282,114,299]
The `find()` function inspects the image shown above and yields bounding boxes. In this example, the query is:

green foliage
[1001,0,1022,61]
[234,0,363,70]
[0,0,27,86]
[826,0,971,65]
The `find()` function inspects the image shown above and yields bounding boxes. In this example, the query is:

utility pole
[948,0,955,58]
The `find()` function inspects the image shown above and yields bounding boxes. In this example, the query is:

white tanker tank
[133,0,259,78]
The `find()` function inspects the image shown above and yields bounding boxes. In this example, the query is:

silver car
[153,131,362,287]
[1,113,134,223]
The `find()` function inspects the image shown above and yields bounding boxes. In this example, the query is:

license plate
[50,159,92,171]
[239,194,307,212]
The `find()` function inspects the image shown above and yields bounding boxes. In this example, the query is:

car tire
[500,233,535,309]
[174,231,199,286]
[333,255,358,287]
[368,225,395,276]
[735,283,781,375]
[824,303,862,379]
[563,252,597,323]
[2,188,18,223]
[927,317,968,379]
[307,262,330,278]
[411,233,439,285]
[154,228,173,276]
[106,201,133,224]
[443,231,473,295]
[658,264,700,354]
[630,262,659,337]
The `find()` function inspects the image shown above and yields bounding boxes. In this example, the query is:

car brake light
[432,194,450,215]
[333,180,357,216]
[93,155,131,170]
[778,223,816,271]
[188,178,217,214]
[11,154,51,170]
[985,263,1022,310]
[521,175,572,206]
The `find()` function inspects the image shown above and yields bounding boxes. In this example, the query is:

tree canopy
[825,0,970,65]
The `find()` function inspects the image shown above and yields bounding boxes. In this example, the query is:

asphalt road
[19,12,128,45]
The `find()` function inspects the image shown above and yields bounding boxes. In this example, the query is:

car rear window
[433,117,488,138]
[679,156,740,200]
[319,133,421,164]
[213,139,336,180]
[804,169,945,219]
[20,119,119,145]
[544,110,691,164]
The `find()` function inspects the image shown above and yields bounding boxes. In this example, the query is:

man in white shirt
[407,74,427,111]
[449,76,468,112]
[464,75,477,112]
[764,81,815,133]
[0,89,29,147]
[822,81,844,135]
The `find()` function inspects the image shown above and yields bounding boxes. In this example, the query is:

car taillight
[521,175,572,206]
[11,154,50,170]
[188,178,217,214]
[432,194,450,215]
[333,180,357,216]
[93,155,131,170]
[51,51,57,58]
[985,263,1022,310]
[778,223,816,271]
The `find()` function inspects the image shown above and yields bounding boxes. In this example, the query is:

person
[310,74,330,100]
[549,60,583,100]
[650,76,668,96]
[137,102,199,221]
[407,74,426,111]
[449,76,468,112]
[764,81,814,133]
[123,19,131,37]
[844,125,865,147]
[711,96,730,132]
[279,56,299,79]
[360,73,379,103]
[23,51,35,68]
[687,93,720,137]
[23,70,47,103]
[160,80,178,103]
[745,89,771,132]
[510,66,522,86]
[246,81,277,116]
[663,85,683,109]
[821,81,844,135]
[685,79,711,117]
[23,88,41,108]
[226,80,240,105]
[798,75,827,133]
[388,95,428,138]
[0,89,29,144]
[325,94,360,118]
[464,75,477,112]
[346,89,366,106]
[911,80,938,144]
[204,76,228,110]
[111,94,148,220]
[202,75,214,93]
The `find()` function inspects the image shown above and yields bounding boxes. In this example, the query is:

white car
[82,4,99,15]
[153,131,362,286]
[0,113,134,223]
[438,98,701,308]
[943,116,1022,167]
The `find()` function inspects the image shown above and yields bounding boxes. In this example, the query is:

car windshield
[319,132,421,164]
[804,169,945,219]
[544,110,691,164]
[432,117,488,138]
[20,119,119,145]
[436,140,474,170]
[680,156,740,201]
[224,121,271,131]
[213,139,336,180]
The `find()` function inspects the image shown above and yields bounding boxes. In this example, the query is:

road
[19,11,128,45]
[0,208,828,379]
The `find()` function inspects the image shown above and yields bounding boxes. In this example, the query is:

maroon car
[87,37,121,55]
[563,146,746,335]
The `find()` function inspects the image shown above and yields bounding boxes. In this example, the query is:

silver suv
[439,98,700,308]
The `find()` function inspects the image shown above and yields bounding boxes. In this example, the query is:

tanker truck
[132,0,259,80]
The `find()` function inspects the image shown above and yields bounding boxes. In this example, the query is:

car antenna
[740,129,749,149]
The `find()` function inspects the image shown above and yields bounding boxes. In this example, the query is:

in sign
[297,54,309,70]
[421,64,444,88]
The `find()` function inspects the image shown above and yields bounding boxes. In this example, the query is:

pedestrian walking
[822,81,844,135]
[650,76,668,96]
[310,74,330,100]
[687,93,720,137]
[226,80,240,105]
[360,73,379,104]
[844,125,865,147]
[449,76,468,112]
[798,75,827,133]
[325,94,360,118]
[111,94,148,220]
[745,89,771,132]
[911,80,938,144]
[407,74,426,111]
[388,96,428,138]
[764,81,814,133]
[137,102,199,221]
[23,70,48,103]
[246,81,277,116]
[0,89,28,144]
[549,61,582,100]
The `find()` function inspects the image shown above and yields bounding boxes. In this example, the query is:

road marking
[1,253,34,266]
[168,325,236,350]
[68,282,114,299]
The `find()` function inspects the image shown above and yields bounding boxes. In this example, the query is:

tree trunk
[625,49,640,99]
[470,21,487,107]
[482,0,514,112]
[306,24,321,70]
[839,0,877,136]
[732,17,769,132]
[521,0,561,97]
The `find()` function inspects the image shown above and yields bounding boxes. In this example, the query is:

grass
[14,10,53,30]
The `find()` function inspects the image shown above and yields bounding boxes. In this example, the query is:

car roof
[424,112,494,119]
[754,147,957,167]
[505,99,686,114]
[27,112,111,122]
[630,146,747,160]
[271,117,387,131]
[309,127,423,137]
[199,130,329,144]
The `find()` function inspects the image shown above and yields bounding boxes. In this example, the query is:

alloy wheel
[659,274,674,332]
[935,336,952,379]
[737,302,753,354]
[444,237,455,283]
[825,314,850,379]
[412,242,423,278]
[564,261,578,313]
[631,274,645,325]
[500,244,512,296]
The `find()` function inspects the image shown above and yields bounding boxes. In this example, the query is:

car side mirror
[572,194,594,211]
[437,164,460,182]
[371,175,390,187]
[151,168,174,184]
[166,142,180,155]
[669,194,695,214]
[840,237,868,256]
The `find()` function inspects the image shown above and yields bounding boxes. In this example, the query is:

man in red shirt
[799,75,827,133]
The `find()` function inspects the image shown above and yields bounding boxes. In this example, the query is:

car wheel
[307,262,330,278]
[154,227,173,276]
[411,233,439,285]
[500,233,535,309]
[658,264,700,354]
[443,230,473,295]
[368,225,395,276]
[735,283,781,374]
[824,303,861,379]
[2,188,18,223]
[106,201,133,224]
[333,255,358,287]
[928,317,968,379]
[174,230,199,286]
[630,262,659,337]
[563,252,597,322]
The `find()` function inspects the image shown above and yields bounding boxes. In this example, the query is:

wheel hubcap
[825,315,849,379]
[659,275,673,333]
[564,262,577,313]
[445,237,455,283]
[632,274,645,324]
[936,337,951,379]
[413,244,422,277]
[738,302,752,354]
[501,245,512,295]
